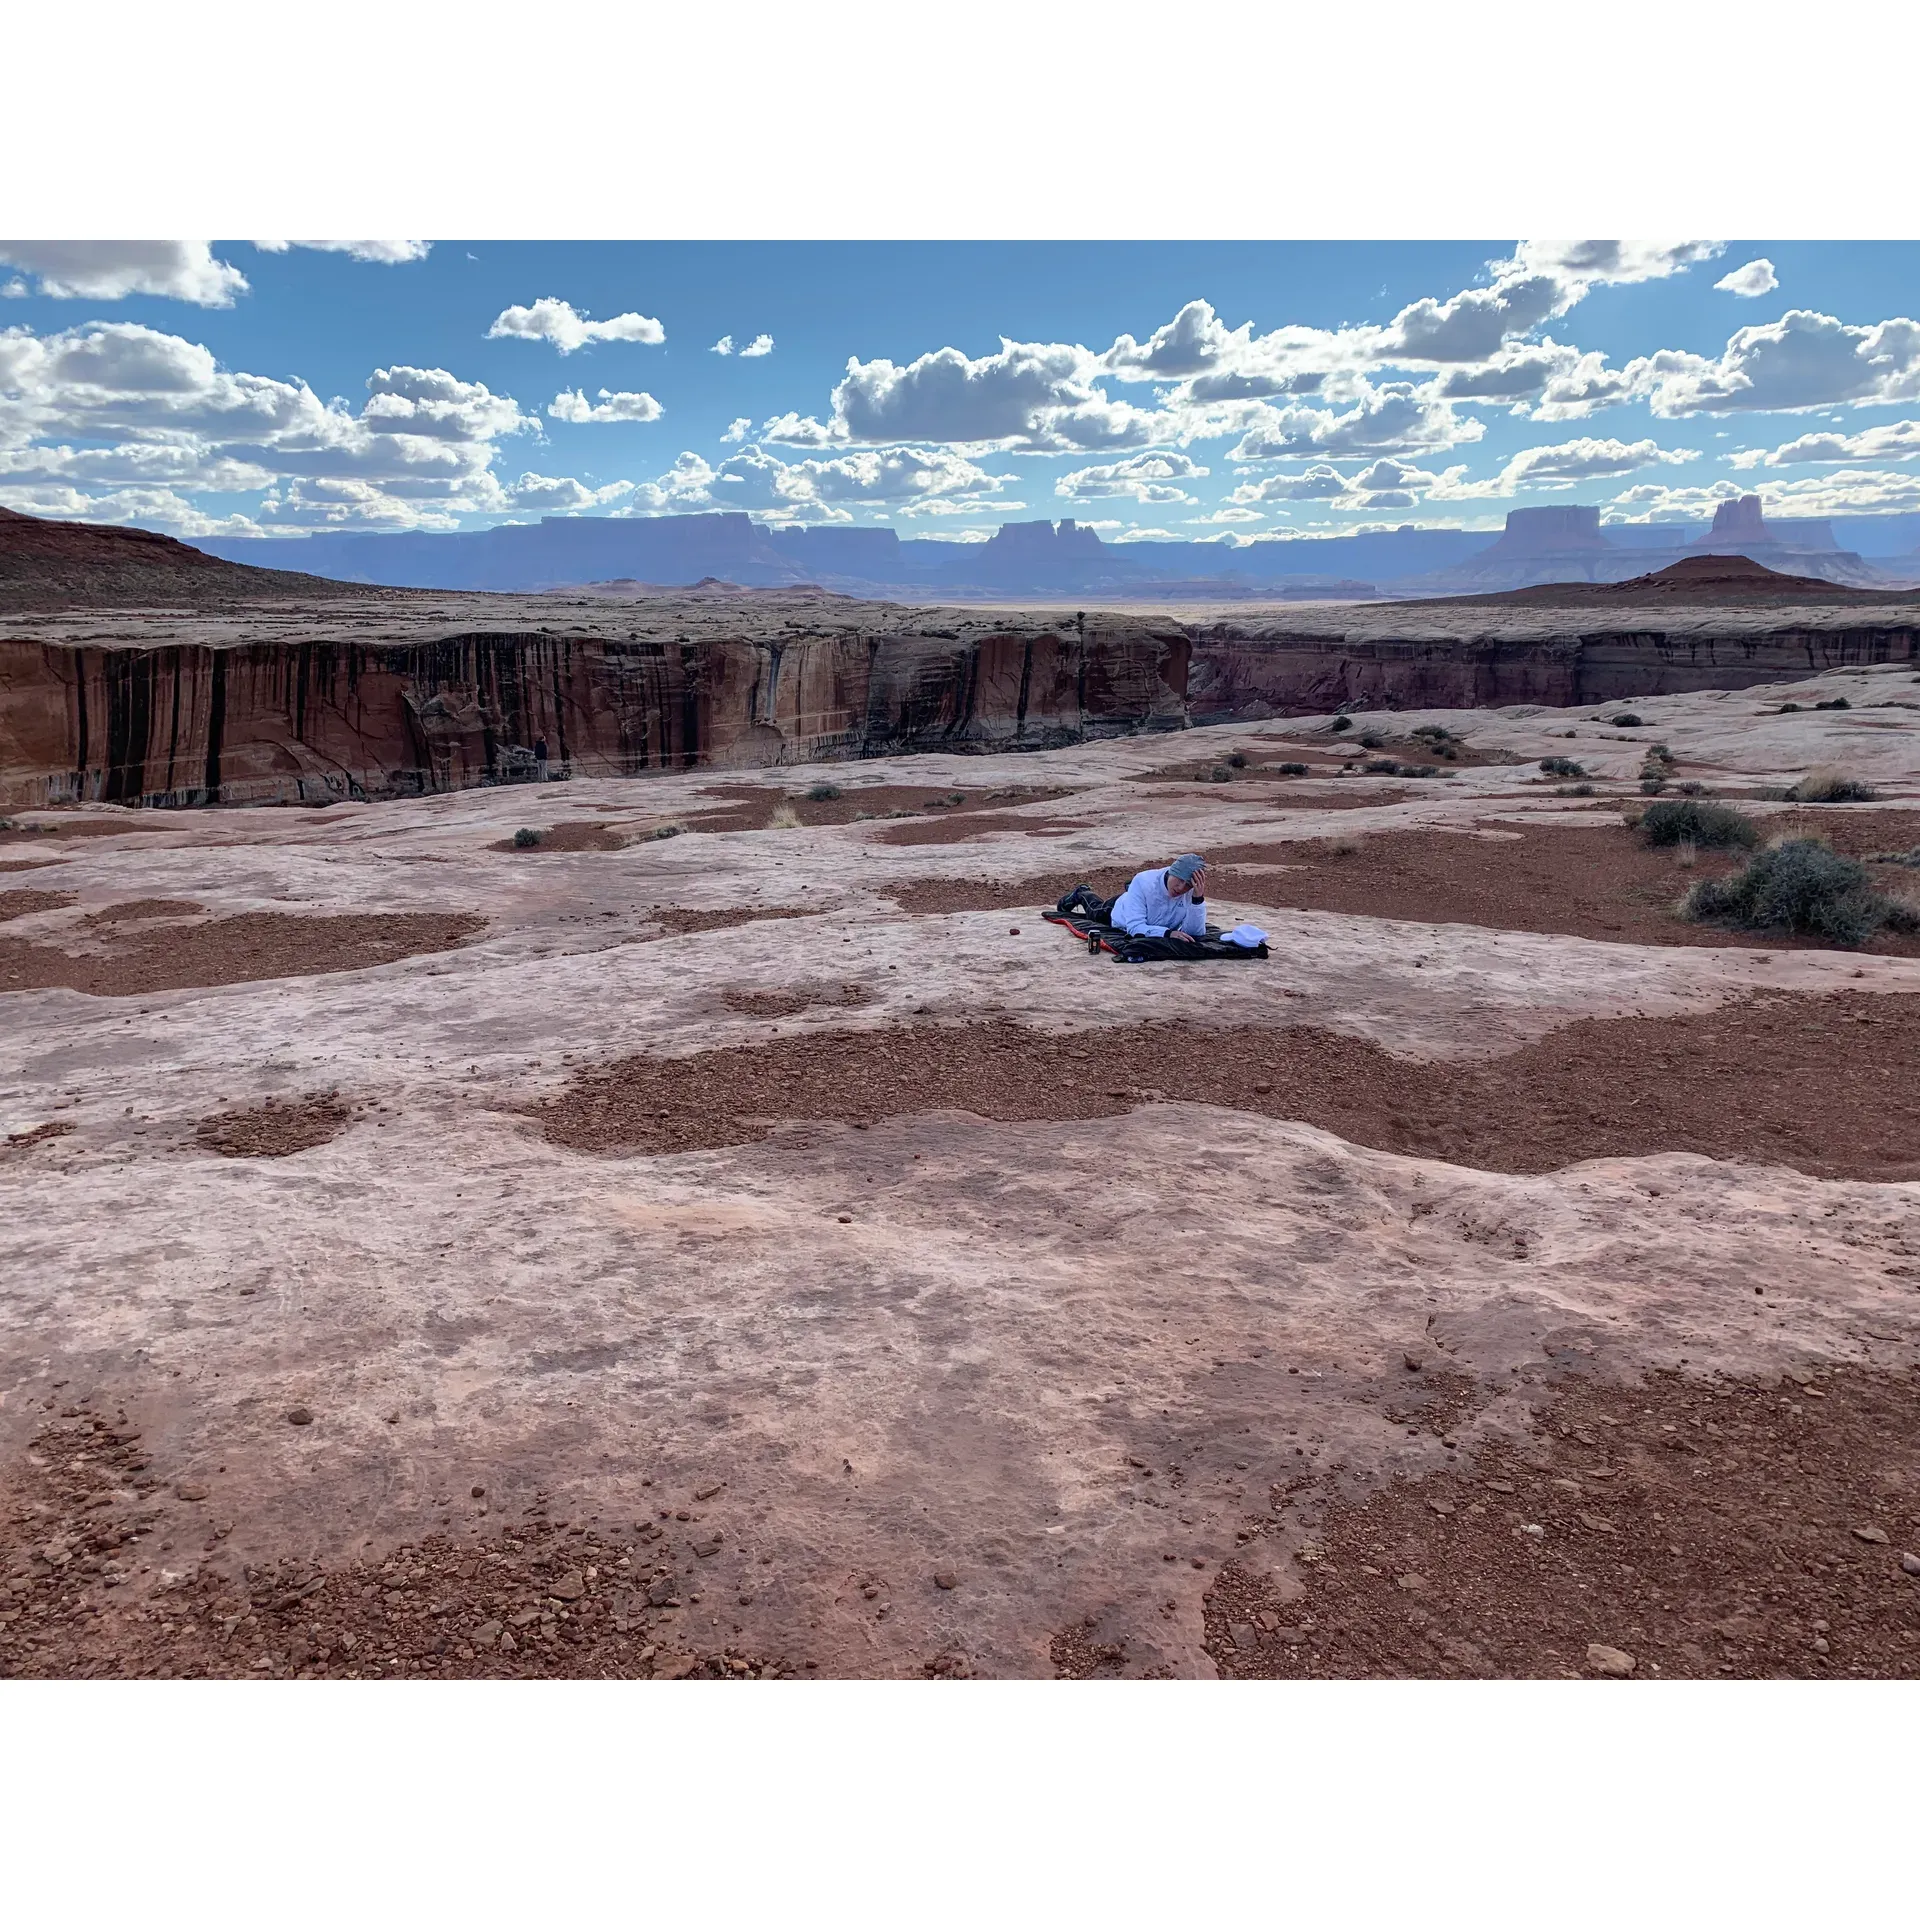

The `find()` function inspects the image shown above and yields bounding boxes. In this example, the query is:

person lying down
[1107,851,1211,944]
[1049,853,1269,961]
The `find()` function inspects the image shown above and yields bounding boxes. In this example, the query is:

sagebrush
[1682,837,1919,946]
[1638,799,1759,850]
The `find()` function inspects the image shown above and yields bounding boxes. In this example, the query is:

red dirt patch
[540,992,1920,1181]
[0,815,178,844]
[886,869,1139,916]
[82,898,208,925]
[1762,808,1920,859]
[720,983,874,1019]
[4,1121,74,1152]
[490,820,632,854]
[652,905,826,935]
[1203,1360,1920,1679]
[691,783,1079,833]
[0,888,75,923]
[194,1093,353,1158]
[0,910,483,996]
[1205,821,1920,955]
[872,811,1098,847]
[0,1415,789,1679]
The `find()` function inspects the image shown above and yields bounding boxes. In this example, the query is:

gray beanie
[1168,852,1206,882]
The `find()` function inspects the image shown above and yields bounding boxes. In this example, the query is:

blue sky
[3,239,1918,544]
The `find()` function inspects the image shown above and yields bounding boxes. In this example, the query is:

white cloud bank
[0,241,249,307]
[546,387,663,424]
[0,318,633,534]
[1731,419,1920,467]
[253,241,432,264]
[487,298,664,353]
[1715,259,1779,298]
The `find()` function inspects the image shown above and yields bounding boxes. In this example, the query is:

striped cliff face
[0,600,1191,811]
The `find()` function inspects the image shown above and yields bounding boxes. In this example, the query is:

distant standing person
[534,735,550,781]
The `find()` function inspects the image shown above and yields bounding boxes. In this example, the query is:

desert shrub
[1363,757,1400,775]
[1556,783,1596,797]
[1207,764,1234,783]
[1611,712,1644,728]
[804,782,842,801]
[1539,756,1585,777]
[1358,730,1386,750]
[1777,702,1801,713]
[1329,715,1352,733]
[1411,724,1458,744]
[1790,765,1878,803]
[1639,776,1668,795]
[1227,751,1248,768]
[649,822,684,840]
[1675,781,1706,796]
[1868,846,1920,870]
[1683,837,1918,946]
[1643,742,1676,766]
[1814,697,1851,711]
[1638,799,1760,851]
[768,803,802,829]
[511,826,544,849]
[1276,761,1309,776]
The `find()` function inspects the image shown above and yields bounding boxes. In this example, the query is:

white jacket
[1108,866,1207,938]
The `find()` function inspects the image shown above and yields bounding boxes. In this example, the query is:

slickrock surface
[4,660,1920,1678]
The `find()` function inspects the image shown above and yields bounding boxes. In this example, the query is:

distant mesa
[1484,504,1614,558]
[1399,497,1884,597]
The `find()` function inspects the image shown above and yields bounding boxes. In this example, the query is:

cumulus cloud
[720,416,751,443]
[619,441,1009,522]
[1055,451,1208,504]
[0,241,249,307]
[1105,300,1255,380]
[487,298,665,353]
[1228,385,1480,461]
[711,335,734,355]
[0,481,259,536]
[1228,464,1356,505]
[764,338,1163,454]
[253,241,432,264]
[1731,419,1920,467]
[1611,468,1920,521]
[1185,506,1265,524]
[739,333,774,358]
[1625,309,1920,416]
[1494,435,1697,487]
[1375,242,1720,367]
[1715,258,1778,298]
[546,387,664,424]
[733,243,1739,478]
[1225,438,1689,515]
[0,318,629,534]
[499,472,635,513]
